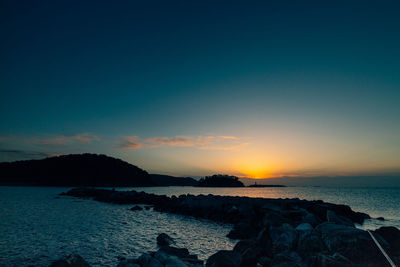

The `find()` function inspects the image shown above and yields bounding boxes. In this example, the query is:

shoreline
[58,187,400,266]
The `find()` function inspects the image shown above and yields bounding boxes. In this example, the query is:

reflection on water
[1,186,399,266]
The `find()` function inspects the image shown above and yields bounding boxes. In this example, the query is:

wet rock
[296,231,326,258]
[136,253,163,267]
[295,223,313,232]
[50,254,91,267]
[310,252,352,267]
[272,250,303,266]
[206,250,242,267]
[256,227,273,255]
[156,233,175,246]
[377,216,385,221]
[154,251,187,267]
[234,239,265,266]
[326,210,354,227]
[301,211,320,227]
[130,205,143,211]
[116,258,141,267]
[227,222,259,240]
[315,222,389,265]
[269,224,297,253]
[158,246,192,259]
[261,210,291,227]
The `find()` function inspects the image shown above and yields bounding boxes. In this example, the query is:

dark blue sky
[1,1,400,178]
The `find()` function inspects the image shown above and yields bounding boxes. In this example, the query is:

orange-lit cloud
[38,133,100,146]
[119,135,248,151]
[119,136,143,149]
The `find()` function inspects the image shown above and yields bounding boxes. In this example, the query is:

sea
[1,186,399,266]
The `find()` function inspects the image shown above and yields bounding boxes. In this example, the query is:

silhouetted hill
[197,174,244,187]
[0,153,154,187]
[150,174,198,186]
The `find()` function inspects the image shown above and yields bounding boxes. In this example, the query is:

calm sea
[1,186,399,266]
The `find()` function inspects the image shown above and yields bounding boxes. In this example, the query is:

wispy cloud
[37,133,100,146]
[119,136,143,150]
[120,135,249,151]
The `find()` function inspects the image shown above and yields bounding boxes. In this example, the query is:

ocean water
[1,186,400,266]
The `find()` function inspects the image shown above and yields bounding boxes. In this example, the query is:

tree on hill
[197,174,244,187]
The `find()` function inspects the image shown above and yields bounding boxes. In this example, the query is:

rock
[295,223,313,232]
[137,253,163,267]
[130,205,143,211]
[262,210,291,227]
[374,226,400,255]
[377,216,385,221]
[296,231,326,258]
[256,227,273,255]
[157,233,175,246]
[227,222,259,240]
[206,250,242,267]
[49,254,91,267]
[234,239,265,266]
[258,256,272,266]
[269,224,297,253]
[310,252,351,267]
[326,210,354,227]
[154,251,187,267]
[116,258,140,267]
[315,222,389,265]
[158,246,192,259]
[272,250,303,266]
[301,211,320,227]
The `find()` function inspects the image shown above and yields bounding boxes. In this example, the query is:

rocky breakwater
[61,188,400,266]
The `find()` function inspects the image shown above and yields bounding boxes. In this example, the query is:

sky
[1,0,400,179]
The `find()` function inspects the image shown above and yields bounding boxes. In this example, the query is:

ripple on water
[0,187,236,267]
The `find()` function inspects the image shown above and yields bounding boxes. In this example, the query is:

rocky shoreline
[54,188,400,267]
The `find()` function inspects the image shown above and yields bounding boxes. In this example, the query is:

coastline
[57,187,400,266]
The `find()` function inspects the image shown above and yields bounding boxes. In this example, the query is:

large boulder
[116,258,141,267]
[158,246,193,259]
[326,210,354,227]
[153,251,187,267]
[269,224,297,253]
[295,223,313,232]
[308,252,352,267]
[272,250,303,266]
[206,250,242,267]
[49,254,90,267]
[261,210,291,227]
[296,230,326,258]
[136,253,163,267]
[156,233,175,246]
[301,211,321,227]
[234,239,265,266]
[315,222,389,265]
[227,222,259,240]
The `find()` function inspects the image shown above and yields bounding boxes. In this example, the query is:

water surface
[1,186,399,266]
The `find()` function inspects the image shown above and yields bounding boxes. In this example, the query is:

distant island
[0,154,250,187]
[196,174,244,187]
[0,153,154,187]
